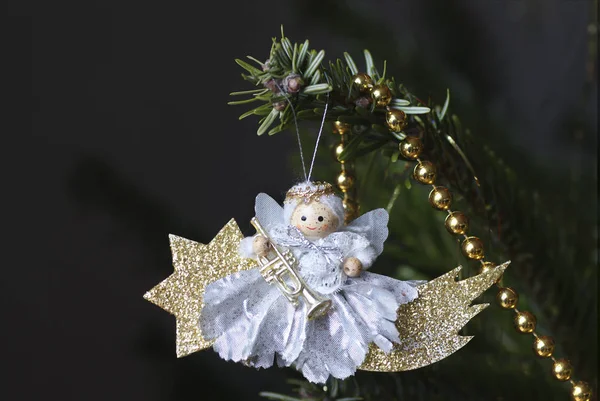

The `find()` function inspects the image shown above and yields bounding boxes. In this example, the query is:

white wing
[342,208,389,256]
[254,193,285,233]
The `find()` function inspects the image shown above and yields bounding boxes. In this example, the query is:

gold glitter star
[360,261,509,371]
[143,219,256,357]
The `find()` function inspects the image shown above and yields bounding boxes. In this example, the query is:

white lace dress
[199,194,419,383]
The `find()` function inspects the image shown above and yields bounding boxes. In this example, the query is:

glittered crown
[284,181,335,204]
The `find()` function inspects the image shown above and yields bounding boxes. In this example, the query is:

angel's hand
[252,235,271,257]
[343,257,363,277]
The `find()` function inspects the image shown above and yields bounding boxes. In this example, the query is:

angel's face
[290,201,338,239]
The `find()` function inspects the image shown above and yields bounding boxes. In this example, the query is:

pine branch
[230,27,429,139]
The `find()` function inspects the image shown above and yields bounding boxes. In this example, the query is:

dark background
[6,1,596,400]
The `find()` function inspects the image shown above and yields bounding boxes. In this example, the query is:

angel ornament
[200,181,420,383]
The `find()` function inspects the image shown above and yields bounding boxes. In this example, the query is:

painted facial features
[290,201,339,239]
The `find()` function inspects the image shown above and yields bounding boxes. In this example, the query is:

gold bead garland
[341,73,410,223]
[395,133,592,400]
[345,73,592,399]
[333,120,359,223]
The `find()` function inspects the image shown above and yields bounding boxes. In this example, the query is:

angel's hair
[283,181,345,229]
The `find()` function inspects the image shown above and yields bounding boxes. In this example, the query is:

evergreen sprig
[230,26,429,140]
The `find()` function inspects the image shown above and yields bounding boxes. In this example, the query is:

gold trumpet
[250,217,332,320]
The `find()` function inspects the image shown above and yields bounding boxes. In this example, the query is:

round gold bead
[343,199,359,222]
[371,84,392,107]
[572,381,593,401]
[399,137,423,160]
[351,72,374,92]
[444,212,469,235]
[514,311,536,333]
[533,335,555,357]
[461,236,485,260]
[413,161,436,185]
[496,287,518,309]
[337,171,355,192]
[333,142,345,162]
[333,120,351,135]
[480,261,496,273]
[428,186,452,210]
[552,358,573,381]
[385,109,408,132]
[480,261,502,283]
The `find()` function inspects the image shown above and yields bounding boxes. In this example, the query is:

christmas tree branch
[232,29,596,401]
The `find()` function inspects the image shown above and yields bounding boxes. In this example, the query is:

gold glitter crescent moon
[143,219,256,357]
[359,261,510,371]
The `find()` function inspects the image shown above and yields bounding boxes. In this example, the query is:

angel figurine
[199,181,420,383]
